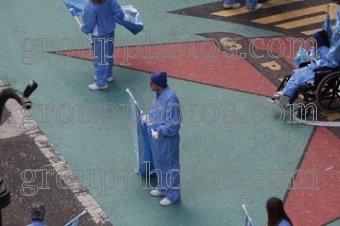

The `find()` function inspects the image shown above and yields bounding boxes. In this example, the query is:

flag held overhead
[63,0,88,17]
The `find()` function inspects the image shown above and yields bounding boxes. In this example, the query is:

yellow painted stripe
[252,3,338,24]
[211,0,301,17]
[276,11,337,29]
[301,28,321,35]
[320,112,340,121]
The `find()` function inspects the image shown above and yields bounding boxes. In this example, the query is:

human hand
[151,129,159,140]
[123,15,131,22]
[141,114,149,123]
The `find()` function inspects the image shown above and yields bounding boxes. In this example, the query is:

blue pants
[224,0,257,9]
[148,131,181,203]
[93,30,115,87]
[283,67,315,97]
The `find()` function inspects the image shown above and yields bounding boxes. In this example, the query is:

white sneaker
[94,76,114,82]
[223,3,241,9]
[272,91,283,101]
[88,83,108,90]
[160,198,173,206]
[150,190,166,197]
[253,3,262,9]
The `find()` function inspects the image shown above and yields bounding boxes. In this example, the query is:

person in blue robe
[81,0,130,90]
[273,30,336,102]
[143,72,182,206]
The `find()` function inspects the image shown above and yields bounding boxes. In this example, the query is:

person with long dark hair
[81,0,130,90]
[266,197,293,226]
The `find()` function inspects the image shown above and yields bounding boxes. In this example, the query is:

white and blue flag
[62,0,143,35]
[64,210,86,226]
[126,89,155,178]
[242,205,255,226]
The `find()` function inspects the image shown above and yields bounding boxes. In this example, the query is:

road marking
[276,13,336,29]
[211,0,301,18]
[252,4,337,24]
[301,29,321,36]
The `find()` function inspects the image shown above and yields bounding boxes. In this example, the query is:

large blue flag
[64,210,87,226]
[62,0,143,35]
[126,89,155,178]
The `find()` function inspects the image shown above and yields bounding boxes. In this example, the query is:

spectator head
[30,201,46,221]
[266,197,293,226]
[312,30,330,48]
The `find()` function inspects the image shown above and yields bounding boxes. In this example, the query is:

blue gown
[282,45,335,97]
[278,219,292,226]
[224,0,257,9]
[81,0,125,87]
[147,86,181,203]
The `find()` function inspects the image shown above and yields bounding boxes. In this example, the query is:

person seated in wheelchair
[272,30,337,106]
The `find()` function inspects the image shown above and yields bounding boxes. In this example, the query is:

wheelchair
[272,63,340,119]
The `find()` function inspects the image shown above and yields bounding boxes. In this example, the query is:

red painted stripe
[285,127,340,226]
[60,41,278,97]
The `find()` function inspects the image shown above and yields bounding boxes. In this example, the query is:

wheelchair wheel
[316,72,340,112]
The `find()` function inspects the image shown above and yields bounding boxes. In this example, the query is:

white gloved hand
[141,114,149,123]
[79,24,83,31]
[151,129,159,140]
[123,15,131,22]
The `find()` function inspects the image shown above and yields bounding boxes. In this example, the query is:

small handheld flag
[64,210,87,226]
[242,204,255,226]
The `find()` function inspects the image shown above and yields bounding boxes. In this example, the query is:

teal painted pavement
[0,0,315,225]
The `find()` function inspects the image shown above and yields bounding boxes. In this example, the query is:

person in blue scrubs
[81,0,129,90]
[273,30,335,101]
[265,197,293,226]
[145,72,182,206]
[26,202,47,226]
[223,0,262,10]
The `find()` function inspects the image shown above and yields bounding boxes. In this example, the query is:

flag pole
[126,89,144,115]
[327,4,329,14]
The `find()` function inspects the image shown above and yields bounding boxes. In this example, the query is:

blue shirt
[81,0,125,36]
[26,220,47,226]
[278,219,292,226]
